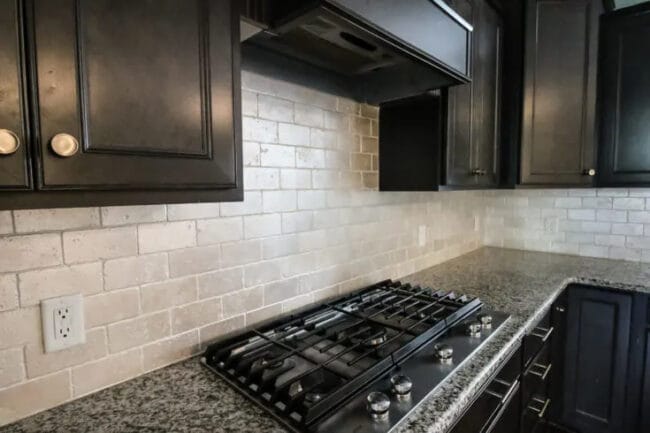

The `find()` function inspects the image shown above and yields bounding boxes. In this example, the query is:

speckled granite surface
[3,247,650,433]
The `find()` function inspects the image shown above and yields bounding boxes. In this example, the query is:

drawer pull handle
[529,362,552,381]
[530,326,554,342]
[486,378,519,404]
[528,397,551,418]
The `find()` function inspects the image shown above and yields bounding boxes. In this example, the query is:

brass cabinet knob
[0,129,20,155]
[583,168,596,176]
[50,133,80,157]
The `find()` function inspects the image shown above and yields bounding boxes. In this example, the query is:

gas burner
[352,326,388,347]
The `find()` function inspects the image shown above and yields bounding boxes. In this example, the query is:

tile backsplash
[0,71,483,425]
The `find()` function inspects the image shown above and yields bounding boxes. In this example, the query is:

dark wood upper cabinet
[380,0,502,191]
[520,0,602,186]
[446,0,502,187]
[561,286,632,433]
[598,4,650,186]
[0,0,31,190]
[31,0,240,191]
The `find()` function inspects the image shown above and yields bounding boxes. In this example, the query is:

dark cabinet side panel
[562,286,632,433]
[30,0,241,191]
[0,0,31,190]
[520,0,601,185]
[598,6,650,186]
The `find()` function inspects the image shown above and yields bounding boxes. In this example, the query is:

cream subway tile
[197,267,243,299]
[246,304,282,325]
[554,197,582,208]
[581,197,613,209]
[104,253,168,291]
[628,189,650,197]
[323,111,347,130]
[567,209,596,221]
[0,233,62,273]
[222,286,264,318]
[594,234,626,248]
[281,211,313,234]
[566,232,595,244]
[220,240,261,267]
[141,277,197,314]
[244,214,281,239]
[596,209,627,223]
[243,141,261,167]
[258,94,293,122]
[138,221,196,254]
[280,169,311,189]
[14,208,100,233]
[282,294,313,313]
[296,147,325,169]
[262,235,299,259]
[241,90,257,117]
[647,198,650,209]
[609,247,642,262]
[199,315,245,349]
[360,104,379,119]
[63,227,136,264]
[580,222,612,233]
[100,205,166,227]
[312,170,339,189]
[362,173,379,189]
[262,190,297,213]
[25,328,107,378]
[612,223,644,236]
[626,236,650,250]
[196,217,243,245]
[278,122,310,146]
[0,274,18,312]
[324,150,348,169]
[361,136,378,153]
[18,262,103,307]
[85,287,140,328]
[597,188,629,197]
[338,133,359,151]
[336,97,359,114]
[352,117,371,135]
[297,190,327,210]
[107,311,171,353]
[260,143,295,168]
[167,203,220,221]
[244,261,282,287]
[0,307,40,350]
[244,167,280,190]
[142,330,199,372]
[171,297,222,334]
[264,278,299,305]
[220,191,263,217]
[350,153,372,171]
[613,197,645,210]
[310,129,337,148]
[579,245,609,259]
[0,371,71,426]
[71,348,143,397]
[294,103,323,128]
[168,245,221,278]
[0,211,12,234]
[242,117,277,143]
[629,211,650,223]
[0,348,24,388]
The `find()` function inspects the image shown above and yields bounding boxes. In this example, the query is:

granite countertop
[4,247,650,433]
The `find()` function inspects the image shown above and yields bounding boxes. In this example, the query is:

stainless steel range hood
[242,0,473,104]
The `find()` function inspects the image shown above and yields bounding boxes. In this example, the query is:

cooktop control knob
[367,392,390,420]
[467,321,482,337]
[390,374,413,400]
[477,314,493,329]
[433,343,454,363]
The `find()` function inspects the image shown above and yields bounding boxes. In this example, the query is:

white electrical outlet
[41,294,85,352]
[418,225,427,247]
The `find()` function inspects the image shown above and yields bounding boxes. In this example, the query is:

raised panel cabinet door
[520,0,601,185]
[562,286,632,433]
[29,0,241,191]
[472,0,502,187]
[0,0,31,189]
[598,5,650,186]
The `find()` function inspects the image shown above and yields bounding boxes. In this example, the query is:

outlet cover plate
[41,294,85,352]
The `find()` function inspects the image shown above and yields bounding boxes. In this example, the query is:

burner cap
[352,325,388,347]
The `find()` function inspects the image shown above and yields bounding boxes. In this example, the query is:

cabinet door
[562,286,632,433]
[520,0,601,185]
[446,0,502,188]
[0,0,31,190]
[598,6,650,186]
[30,0,241,191]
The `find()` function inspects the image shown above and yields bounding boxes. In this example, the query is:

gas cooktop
[202,280,509,433]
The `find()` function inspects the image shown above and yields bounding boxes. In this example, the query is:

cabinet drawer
[524,309,553,369]
[522,343,552,404]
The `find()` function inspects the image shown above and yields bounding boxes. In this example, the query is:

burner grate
[202,280,482,430]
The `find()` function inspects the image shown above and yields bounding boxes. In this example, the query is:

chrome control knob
[477,314,493,329]
[390,374,412,400]
[433,343,454,363]
[50,133,80,157]
[467,321,482,337]
[367,391,390,420]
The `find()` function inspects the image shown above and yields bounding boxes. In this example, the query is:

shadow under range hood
[243,0,473,104]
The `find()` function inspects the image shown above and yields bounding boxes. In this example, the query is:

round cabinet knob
[50,133,80,157]
[433,343,454,363]
[477,314,493,329]
[466,321,482,337]
[390,374,413,400]
[366,391,390,420]
[583,168,596,177]
[0,129,20,156]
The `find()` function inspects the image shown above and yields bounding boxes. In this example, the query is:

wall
[484,189,650,262]
[0,70,484,426]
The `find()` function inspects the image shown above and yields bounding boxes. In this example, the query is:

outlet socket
[41,294,85,352]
